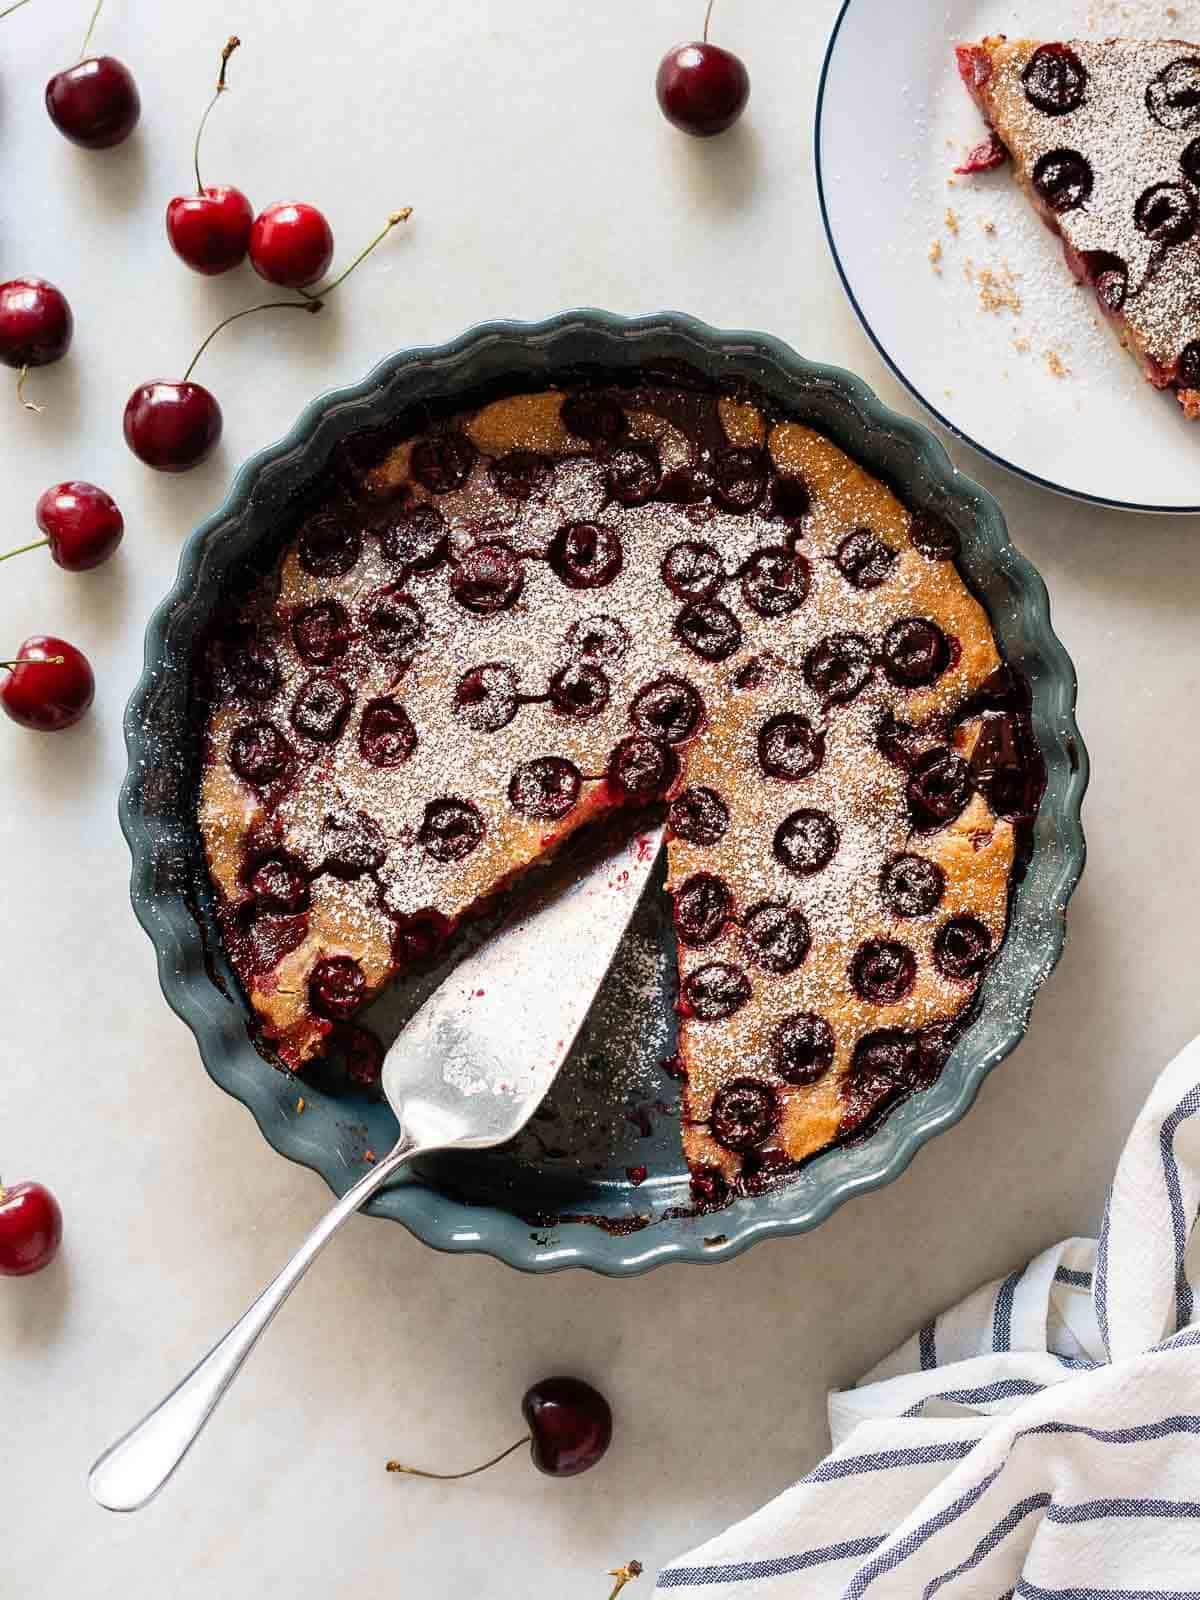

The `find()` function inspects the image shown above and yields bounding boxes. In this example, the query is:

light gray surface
[1,1,1195,1593]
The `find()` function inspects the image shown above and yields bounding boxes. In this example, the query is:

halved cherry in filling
[1079,250,1129,315]
[309,955,366,1021]
[770,471,811,522]
[292,599,351,665]
[741,900,811,975]
[1032,149,1092,212]
[1135,182,1197,245]
[909,512,959,562]
[1146,57,1200,131]
[565,614,629,663]
[713,447,768,512]
[358,699,418,767]
[675,598,742,662]
[661,539,723,600]
[934,915,993,979]
[710,1078,778,1153]
[882,617,951,689]
[548,521,624,589]
[291,674,352,743]
[741,547,810,616]
[758,713,825,781]
[450,544,525,614]
[410,432,476,494]
[332,1022,385,1089]
[875,711,926,771]
[772,1012,834,1086]
[392,908,452,967]
[509,756,582,819]
[606,443,662,506]
[630,674,705,743]
[419,797,484,862]
[321,809,386,877]
[560,391,626,443]
[1179,341,1200,390]
[549,661,610,719]
[490,450,551,500]
[773,808,839,876]
[1021,43,1087,115]
[246,852,309,913]
[840,1030,921,1134]
[673,872,733,946]
[804,632,875,705]
[606,735,678,799]
[690,1165,729,1208]
[668,784,730,845]
[880,853,945,918]
[229,720,292,785]
[378,503,447,571]
[246,912,309,976]
[682,961,751,1020]
[907,747,973,830]
[225,633,280,701]
[298,513,362,578]
[835,528,897,589]
[454,662,520,732]
[851,939,916,1004]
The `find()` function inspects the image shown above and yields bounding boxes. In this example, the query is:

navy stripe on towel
[657,1538,884,1587]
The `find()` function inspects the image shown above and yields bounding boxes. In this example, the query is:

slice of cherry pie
[195,372,1042,1204]
[957,36,1200,416]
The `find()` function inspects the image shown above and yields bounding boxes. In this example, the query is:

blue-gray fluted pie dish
[120,310,1088,1275]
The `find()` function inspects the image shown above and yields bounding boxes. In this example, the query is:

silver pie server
[88,821,666,1513]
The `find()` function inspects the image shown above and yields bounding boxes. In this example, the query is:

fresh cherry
[167,39,253,275]
[250,202,334,289]
[0,277,73,411]
[656,0,750,138]
[1,636,94,731]
[387,1376,613,1481]
[46,12,140,151]
[12,481,124,571]
[0,1179,63,1276]
[124,380,222,472]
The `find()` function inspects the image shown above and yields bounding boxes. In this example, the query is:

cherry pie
[957,36,1200,416]
[195,373,1041,1203]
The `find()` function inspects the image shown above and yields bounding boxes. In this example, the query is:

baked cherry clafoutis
[957,36,1200,417]
[195,372,1042,1204]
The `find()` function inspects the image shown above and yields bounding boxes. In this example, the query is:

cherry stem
[79,0,102,60]
[703,0,715,42]
[298,209,413,301]
[0,656,64,668]
[607,1562,645,1600]
[0,537,49,564]
[182,299,322,383]
[0,0,33,19]
[385,1435,529,1481]
[193,36,241,193]
[16,367,43,414]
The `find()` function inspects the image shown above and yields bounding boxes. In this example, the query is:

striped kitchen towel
[658,1036,1200,1596]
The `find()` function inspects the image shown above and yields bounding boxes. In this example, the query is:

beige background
[2,1,1196,1594]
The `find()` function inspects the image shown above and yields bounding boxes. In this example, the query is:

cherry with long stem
[0,540,48,565]
[194,35,239,192]
[167,35,253,275]
[0,0,34,20]
[385,1435,529,1481]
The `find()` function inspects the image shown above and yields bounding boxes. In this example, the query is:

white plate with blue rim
[816,0,1200,513]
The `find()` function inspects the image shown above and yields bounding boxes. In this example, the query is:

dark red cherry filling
[419,797,484,862]
[509,756,582,819]
[379,503,447,571]
[606,443,662,505]
[321,809,387,877]
[454,662,520,732]
[907,747,973,830]
[560,391,626,443]
[1179,341,1200,390]
[1182,137,1200,185]
[804,632,875,705]
[851,939,916,1004]
[298,513,362,578]
[410,431,476,493]
[876,711,926,771]
[682,961,751,1020]
[1021,43,1086,115]
[1147,57,1200,130]
[1135,182,1197,245]
[630,675,705,743]
[675,599,743,662]
[550,662,610,719]
[713,447,768,512]
[450,543,525,614]
[970,712,1042,819]
[336,1023,385,1089]
[770,471,811,522]
[363,588,425,664]
[247,852,309,913]
[548,521,623,589]
[758,713,825,781]
[690,1165,730,1208]
[882,617,952,689]
[710,1078,778,1152]
[392,908,452,967]
[292,599,351,665]
[292,674,352,743]
[773,808,839,876]
[1032,149,1092,212]
[490,450,551,500]
[245,912,309,976]
[934,915,993,979]
[840,1031,920,1135]
[880,853,945,918]
[1079,250,1129,315]
[772,1012,834,1086]
[668,784,730,845]
[661,539,723,600]
[741,901,811,975]
[658,463,713,505]
[606,735,678,799]
[229,721,292,785]
[673,872,733,946]
[225,634,280,701]
[565,614,629,663]
[742,547,810,617]
[909,512,960,562]
[309,955,366,1021]
[358,698,418,767]
[835,528,897,589]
